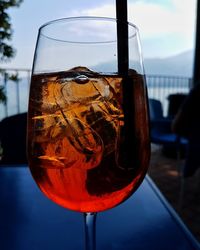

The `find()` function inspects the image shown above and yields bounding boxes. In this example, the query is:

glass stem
[84,212,97,250]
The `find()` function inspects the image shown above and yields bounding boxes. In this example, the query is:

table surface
[0,166,199,250]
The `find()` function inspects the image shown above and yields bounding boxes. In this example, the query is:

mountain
[144,50,193,77]
[92,50,193,77]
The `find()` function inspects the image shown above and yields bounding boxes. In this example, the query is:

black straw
[116,0,129,75]
[115,0,139,171]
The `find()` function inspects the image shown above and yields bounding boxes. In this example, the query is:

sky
[0,0,197,69]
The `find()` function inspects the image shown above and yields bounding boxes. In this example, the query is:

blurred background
[0,0,199,243]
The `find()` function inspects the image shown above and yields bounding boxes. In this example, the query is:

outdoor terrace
[1,68,199,243]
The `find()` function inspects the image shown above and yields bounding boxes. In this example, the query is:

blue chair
[149,98,188,158]
[149,98,189,208]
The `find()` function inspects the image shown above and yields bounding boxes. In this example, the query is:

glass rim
[39,16,138,44]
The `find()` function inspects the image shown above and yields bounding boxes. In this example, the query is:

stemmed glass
[27,17,150,250]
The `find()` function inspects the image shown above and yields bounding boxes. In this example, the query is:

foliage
[0,0,23,103]
[0,86,6,104]
[0,0,23,61]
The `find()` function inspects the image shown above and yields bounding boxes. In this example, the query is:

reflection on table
[0,166,199,250]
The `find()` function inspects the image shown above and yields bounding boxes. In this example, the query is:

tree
[0,0,23,103]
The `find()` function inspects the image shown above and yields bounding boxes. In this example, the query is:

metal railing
[146,74,192,116]
[0,68,192,120]
[0,68,31,120]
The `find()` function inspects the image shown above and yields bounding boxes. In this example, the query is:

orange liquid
[28,67,150,212]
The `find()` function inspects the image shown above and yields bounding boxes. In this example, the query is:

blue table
[0,166,199,250]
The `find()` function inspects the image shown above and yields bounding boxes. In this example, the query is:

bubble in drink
[74,75,89,84]
[28,67,150,212]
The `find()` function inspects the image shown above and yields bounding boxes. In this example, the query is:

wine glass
[27,17,150,250]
